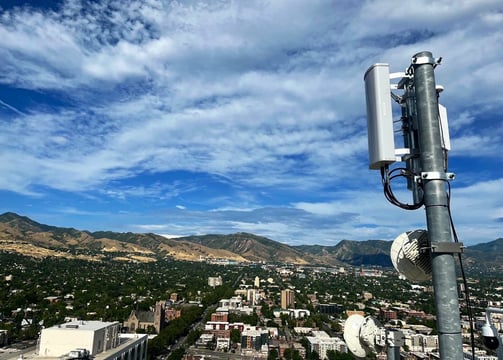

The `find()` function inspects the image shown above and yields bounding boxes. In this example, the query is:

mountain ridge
[0,212,502,274]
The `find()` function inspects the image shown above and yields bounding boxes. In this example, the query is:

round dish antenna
[343,314,367,358]
[360,316,382,353]
[344,315,384,358]
[390,229,431,282]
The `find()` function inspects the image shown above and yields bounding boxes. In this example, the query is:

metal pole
[386,329,404,360]
[387,345,400,360]
[412,51,463,359]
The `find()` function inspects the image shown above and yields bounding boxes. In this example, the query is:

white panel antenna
[438,103,451,151]
[364,63,396,170]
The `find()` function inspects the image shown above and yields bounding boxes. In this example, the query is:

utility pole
[412,51,462,359]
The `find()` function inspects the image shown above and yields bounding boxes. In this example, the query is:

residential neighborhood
[0,252,502,359]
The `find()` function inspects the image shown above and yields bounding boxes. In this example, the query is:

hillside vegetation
[1,212,502,274]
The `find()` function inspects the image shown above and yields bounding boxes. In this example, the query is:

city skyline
[0,1,502,246]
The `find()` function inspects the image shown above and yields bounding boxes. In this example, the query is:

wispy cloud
[0,99,26,116]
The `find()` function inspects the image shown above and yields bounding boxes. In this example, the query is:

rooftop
[0,334,147,360]
[45,320,119,332]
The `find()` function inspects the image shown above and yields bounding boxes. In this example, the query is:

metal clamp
[430,242,464,254]
[412,55,435,65]
[420,171,455,181]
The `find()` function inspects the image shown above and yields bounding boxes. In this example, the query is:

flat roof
[0,334,147,360]
[45,321,119,332]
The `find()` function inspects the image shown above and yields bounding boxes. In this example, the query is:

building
[123,301,163,334]
[216,337,230,351]
[38,320,147,360]
[246,288,257,305]
[306,331,347,360]
[205,321,228,331]
[240,326,269,353]
[211,312,229,322]
[406,333,439,353]
[359,268,383,277]
[195,333,214,348]
[288,309,311,319]
[123,301,180,334]
[346,310,364,317]
[380,308,398,320]
[165,308,181,321]
[281,289,295,309]
[208,276,223,287]
[318,303,344,315]
[292,342,307,359]
[217,296,242,310]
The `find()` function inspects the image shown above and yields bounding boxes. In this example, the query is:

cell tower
[363,51,463,360]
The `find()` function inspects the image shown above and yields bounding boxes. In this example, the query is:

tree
[299,337,309,350]
[186,329,202,347]
[326,350,354,360]
[167,348,185,360]
[283,348,302,360]
[331,321,342,333]
[230,328,241,345]
[268,348,279,360]
[280,313,289,326]
[146,325,157,334]
[260,300,274,319]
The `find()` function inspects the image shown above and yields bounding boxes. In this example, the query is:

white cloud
[451,135,501,157]
[0,0,501,245]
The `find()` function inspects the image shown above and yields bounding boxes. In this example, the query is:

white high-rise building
[38,320,147,360]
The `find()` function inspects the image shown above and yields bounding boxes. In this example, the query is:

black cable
[446,181,476,359]
[380,165,424,210]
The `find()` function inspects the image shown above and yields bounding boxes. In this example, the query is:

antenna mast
[364,51,464,360]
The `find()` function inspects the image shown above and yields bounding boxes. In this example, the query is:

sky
[0,0,502,246]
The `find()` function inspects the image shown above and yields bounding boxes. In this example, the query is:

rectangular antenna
[364,63,396,170]
[438,104,451,151]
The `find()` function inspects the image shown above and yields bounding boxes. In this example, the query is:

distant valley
[0,212,501,275]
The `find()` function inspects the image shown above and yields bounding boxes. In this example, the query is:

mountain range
[0,212,501,274]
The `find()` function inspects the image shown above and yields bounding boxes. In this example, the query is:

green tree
[326,350,353,360]
[280,313,289,326]
[186,329,202,347]
[167,348,185,360]
[230,328,241,344]
[268,348,279,360]
[283,348,302,360]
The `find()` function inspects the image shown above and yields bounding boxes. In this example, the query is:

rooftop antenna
[343,314,404,359]
[364,52,464,360]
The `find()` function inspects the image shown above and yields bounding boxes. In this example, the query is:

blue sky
[0,0,501,246]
